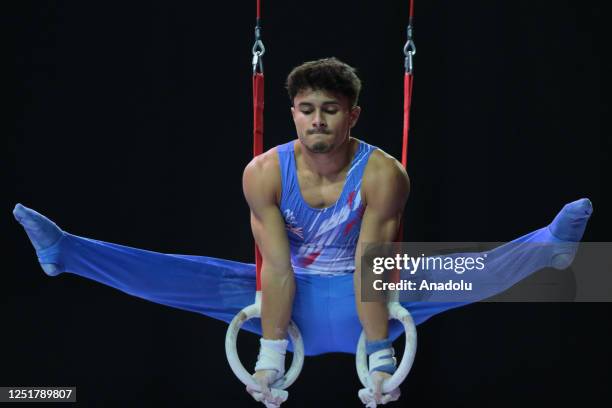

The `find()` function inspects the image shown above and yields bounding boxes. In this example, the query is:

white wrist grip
[255,338,289,374]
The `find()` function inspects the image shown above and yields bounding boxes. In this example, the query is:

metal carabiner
[251,25,266,73]
[252,43,265,73]
[403,24,416,74]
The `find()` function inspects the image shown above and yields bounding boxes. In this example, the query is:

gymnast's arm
[243,152,295,340]
[354,151,410,341]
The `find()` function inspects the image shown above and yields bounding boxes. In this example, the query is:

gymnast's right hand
[246,369,282,404]
[246,338,288,406]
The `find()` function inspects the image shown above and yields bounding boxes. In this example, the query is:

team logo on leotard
[283,209,304,238]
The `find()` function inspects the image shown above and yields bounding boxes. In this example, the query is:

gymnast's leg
[409,197,594,303]
[384,197,594,340]
[13,203,258,326]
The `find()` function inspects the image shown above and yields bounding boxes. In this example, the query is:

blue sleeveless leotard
[277,139,374,276]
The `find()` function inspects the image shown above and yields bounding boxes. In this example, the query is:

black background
[7,1,611,406]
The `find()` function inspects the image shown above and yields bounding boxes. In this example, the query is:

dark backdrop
[7,1,611,406]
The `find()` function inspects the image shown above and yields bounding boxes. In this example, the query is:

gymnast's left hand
[368,371,401,406]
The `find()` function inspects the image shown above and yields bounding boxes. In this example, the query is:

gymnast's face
[291,88,361,154]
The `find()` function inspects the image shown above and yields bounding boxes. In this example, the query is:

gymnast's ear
[349,105,361,129]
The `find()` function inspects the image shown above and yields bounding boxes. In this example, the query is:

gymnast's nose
[312,111,327,130]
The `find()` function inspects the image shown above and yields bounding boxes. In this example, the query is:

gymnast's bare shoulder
[242,146,282,208]
[361,147,410,209]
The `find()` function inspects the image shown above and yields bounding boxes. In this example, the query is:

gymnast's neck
[294,136,359,179]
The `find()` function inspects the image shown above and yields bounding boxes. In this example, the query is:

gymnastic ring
[225,297,305,391]
[356,302,417,393]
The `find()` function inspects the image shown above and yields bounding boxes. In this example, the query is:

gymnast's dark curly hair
[285,57,362,108]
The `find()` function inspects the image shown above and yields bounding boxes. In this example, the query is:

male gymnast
[14,57,593,407]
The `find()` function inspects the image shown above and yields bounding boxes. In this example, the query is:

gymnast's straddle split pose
[14,58,593,406]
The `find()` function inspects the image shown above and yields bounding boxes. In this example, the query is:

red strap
[253,72,264,291]
[401,73,413,168]
[253,73,264,156]
[398,0,415,240]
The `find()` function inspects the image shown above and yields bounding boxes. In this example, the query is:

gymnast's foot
[547,198,593,269]
[13,203,65,276]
